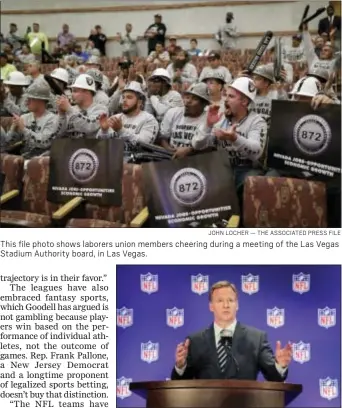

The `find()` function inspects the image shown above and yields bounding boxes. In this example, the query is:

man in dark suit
[171,281,292,381]
[318,5,341,42]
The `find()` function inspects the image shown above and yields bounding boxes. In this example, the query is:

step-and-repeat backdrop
[116,265,341,407]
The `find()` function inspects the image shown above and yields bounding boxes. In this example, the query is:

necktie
[217,331,228,373]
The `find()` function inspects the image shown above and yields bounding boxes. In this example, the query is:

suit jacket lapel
[232,321,246,358]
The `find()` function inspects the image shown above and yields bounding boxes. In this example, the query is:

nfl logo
[319,377,339,400]
[141,341,159,363]
[292,273,310,294]
[117,307,133,328]
[267,307,285,328]
[318,307,336,329]
[166,307,184,328]
[292,341,311,364]
[116,376,132,399]
[140,272,158,294]
[241,274,259,295]
[191,274,209,295]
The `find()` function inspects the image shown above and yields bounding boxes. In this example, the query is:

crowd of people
[0,5,341,227]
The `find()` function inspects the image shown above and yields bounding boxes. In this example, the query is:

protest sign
[142,151,239,227]
[267,100,341,179]
[47,139,124,205]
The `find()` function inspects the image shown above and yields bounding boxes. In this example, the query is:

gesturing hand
[108,116,123,131]
[99,113,110,131]
[12,114,25,131]
[207,105,222,127]
[275,341,292,368]
[175,338,190,369]
[213,123,238,142]
[56,95,71,113]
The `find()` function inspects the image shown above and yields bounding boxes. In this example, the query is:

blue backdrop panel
[116,265,341,408]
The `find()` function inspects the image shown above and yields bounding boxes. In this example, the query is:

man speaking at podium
[171,281,292,381]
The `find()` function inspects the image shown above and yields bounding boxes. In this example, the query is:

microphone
[220,330,233,349]
[220,330,240,375]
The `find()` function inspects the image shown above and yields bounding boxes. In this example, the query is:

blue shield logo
[116,376,132,399]
[241,274,259,295]
[319,377,339,400]
[191,274,209,295]
[141,341,159,363]
[267,307,285,328]
[292,341,311,364]
[140,272,158,294]
[292,273,310,294]
[116,307,133,328]
[166,307,184,328]
[318,307,336,329]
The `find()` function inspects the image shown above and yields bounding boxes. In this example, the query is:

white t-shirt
[302,31,336,75]
[159,106,208,148]
[282,46,306,64]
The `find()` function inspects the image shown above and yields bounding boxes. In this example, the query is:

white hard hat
[290,77,322,98]
[123,81,145,99]
[228,77,257,101]
[70,74,96,92]
[149,68,171,85]
[50,68,69,84]
[4,71,30,86]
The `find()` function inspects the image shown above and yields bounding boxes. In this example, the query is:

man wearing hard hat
[146,68,183,122]
[44,67,71,113]
[199,52,232,84]
[193,76,267,190]
[55,74,108,139]
[3,71,31,116]
[85,56,110,92]
[251,64,287,129]
[306,67,340,104]
[86,68,109,107]
[159,82,213,159]
[4,81,58,158]
[97,81,158,159]
[201,70,227,114]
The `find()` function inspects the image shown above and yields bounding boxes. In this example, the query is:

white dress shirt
[175,320,287,377]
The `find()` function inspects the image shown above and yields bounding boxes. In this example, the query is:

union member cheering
[159,82,212,159]
[193,77,267,190]
[4,81,58,158]
[171,281,292,381]
[55,74,108,139]
[97,81,159,158]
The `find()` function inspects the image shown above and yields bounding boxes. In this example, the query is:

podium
[130,380,303,408]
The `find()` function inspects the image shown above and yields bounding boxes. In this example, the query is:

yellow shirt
[0,64,17,81]
[27,32,49,54]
